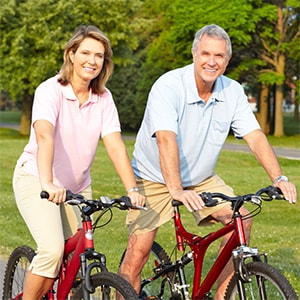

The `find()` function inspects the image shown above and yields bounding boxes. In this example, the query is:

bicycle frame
[173,205,246,299]
[47,215,101,300]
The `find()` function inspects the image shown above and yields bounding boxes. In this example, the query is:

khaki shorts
[126,174,233,235]
[13,165,92,278]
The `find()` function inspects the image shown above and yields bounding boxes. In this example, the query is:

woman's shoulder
[36,75,62,91]
[92,87,113,101]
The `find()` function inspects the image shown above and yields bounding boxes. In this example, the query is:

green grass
[0,111,21,124]
[0,128,299,296]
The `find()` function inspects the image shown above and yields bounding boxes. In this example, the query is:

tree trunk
[294,101,299,122]
[273,84,284,136]
[19,92,33,136]
[293,81,299,122]
[257,84,270,134]
[273,54,285,137]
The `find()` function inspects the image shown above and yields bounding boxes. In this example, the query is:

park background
[1,0,299,297]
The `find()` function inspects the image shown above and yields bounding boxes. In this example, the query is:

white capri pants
[13,165,92,278]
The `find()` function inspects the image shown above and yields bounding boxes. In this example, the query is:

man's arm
[243,129,296,203]
[156,130,204,211]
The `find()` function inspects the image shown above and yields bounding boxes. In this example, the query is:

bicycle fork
[80,250,108,299]
[232,245,267,300]
[166,251,193,300]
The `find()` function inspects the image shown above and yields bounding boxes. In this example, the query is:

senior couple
[13,23,296,299]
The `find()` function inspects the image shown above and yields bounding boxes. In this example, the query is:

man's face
[192,34,231,85]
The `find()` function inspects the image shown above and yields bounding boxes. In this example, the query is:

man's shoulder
[218,75,241,85]
[156,64,193,84]
[216,75,243,91]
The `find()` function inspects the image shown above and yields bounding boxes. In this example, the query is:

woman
[13,25,145,299]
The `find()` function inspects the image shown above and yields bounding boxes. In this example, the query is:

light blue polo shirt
[132,63,260,186]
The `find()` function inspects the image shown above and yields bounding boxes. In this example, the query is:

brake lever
[100,196,114,205]
[118,196,148,210]
[261,186,285,201]
[200,192,219,207]
[132,204,148,211]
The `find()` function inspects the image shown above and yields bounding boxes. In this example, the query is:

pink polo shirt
[17,75,121,193]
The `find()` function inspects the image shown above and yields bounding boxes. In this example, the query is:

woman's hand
[41,183,66,205]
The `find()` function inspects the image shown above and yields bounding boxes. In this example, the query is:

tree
[1,0,298,134]
[0,0,142,135]
[132,0,299,136]
[255,0,300,136]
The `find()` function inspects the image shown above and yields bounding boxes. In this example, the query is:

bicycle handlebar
[171,186,285,208]
[40,190,147,215]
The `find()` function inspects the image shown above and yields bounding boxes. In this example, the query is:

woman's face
[70,37,105,84]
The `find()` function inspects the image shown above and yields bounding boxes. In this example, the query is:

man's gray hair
[192,24,232,56]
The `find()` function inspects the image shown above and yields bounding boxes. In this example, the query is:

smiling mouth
[83,67,96,72]
[204,68,217,73]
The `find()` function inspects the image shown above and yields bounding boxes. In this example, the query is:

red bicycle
[3,191,143,300]
[122,186,297,300]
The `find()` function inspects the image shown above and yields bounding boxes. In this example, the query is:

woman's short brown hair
[58,25,113,94]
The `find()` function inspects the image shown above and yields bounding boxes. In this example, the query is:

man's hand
[127,190,146,208]
[274,181,297,204]
[171,189,205,212]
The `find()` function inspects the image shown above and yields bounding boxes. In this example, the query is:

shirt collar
[184,64,224,104]
[61,82,97,103]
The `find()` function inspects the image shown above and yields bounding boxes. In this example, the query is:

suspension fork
[231,245,262,300]
[231,215,267,300]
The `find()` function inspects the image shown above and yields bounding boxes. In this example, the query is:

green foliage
[0,0,143,100]
[0,0,299,131]
[259,71,286,85]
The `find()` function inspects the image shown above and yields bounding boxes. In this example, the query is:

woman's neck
[71,79,90,106]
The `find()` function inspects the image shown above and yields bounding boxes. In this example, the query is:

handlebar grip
[40,191,49,199]
[40,190,74,201]
[119,196,134,209]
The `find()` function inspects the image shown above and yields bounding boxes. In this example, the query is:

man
[119,24,297,299]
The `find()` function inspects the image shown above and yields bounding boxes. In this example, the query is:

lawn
[0,111,21,124]
[0,127,299,295]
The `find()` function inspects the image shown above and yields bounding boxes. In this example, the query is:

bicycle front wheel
[2,245,35,300]
[224,261,297,300]
[71,271,139,299]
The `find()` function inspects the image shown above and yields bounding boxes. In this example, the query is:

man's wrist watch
[127,187,139,193]
[273,175,289,184]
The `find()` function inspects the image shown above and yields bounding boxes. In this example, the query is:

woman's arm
[102,132,145,206]
[34,119,66,203]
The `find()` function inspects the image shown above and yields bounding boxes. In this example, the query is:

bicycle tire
[137,241,182,300]
[224,261,298,300]
[2,245,35,300]
[71,271,139,299]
